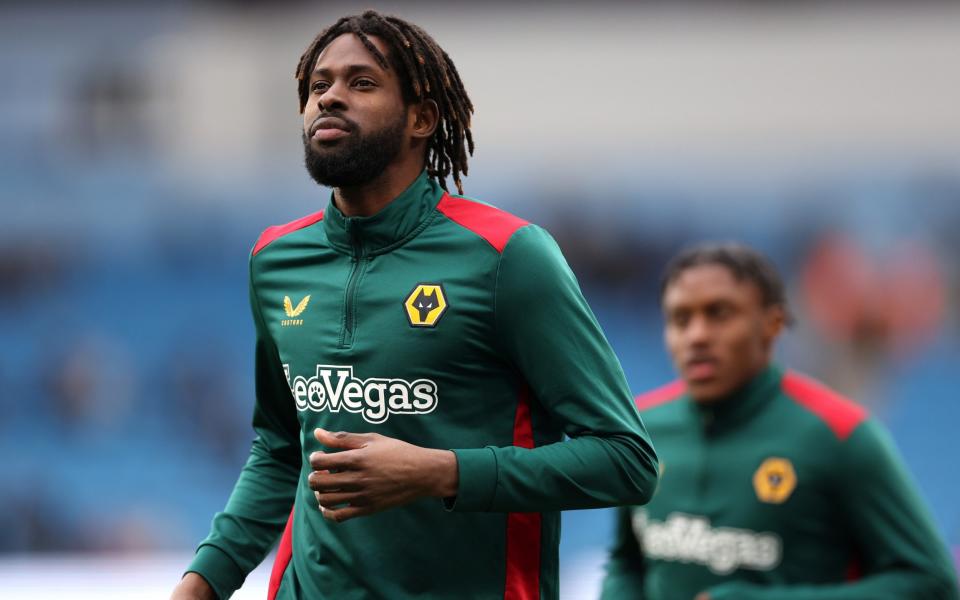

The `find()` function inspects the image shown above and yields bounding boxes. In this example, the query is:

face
[302,33,409,188]
[662,264,784,403]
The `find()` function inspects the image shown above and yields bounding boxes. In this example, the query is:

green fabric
[448,447,498,511]
[601,365,959,600]
[187,545,246,600]
[185,274,302,599]
[187,171,658,599]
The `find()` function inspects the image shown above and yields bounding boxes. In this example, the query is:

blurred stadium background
[1,1,958,597]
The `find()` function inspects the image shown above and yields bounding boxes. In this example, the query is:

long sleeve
[184,262,302,599]
[451,225,659,512]
[705,419,959,600]
[600,507,647,599]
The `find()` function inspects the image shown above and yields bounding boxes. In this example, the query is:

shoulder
[635,380,687,413]
[779,370,868,441]
[435,193,531,254]
[251,209,326,257]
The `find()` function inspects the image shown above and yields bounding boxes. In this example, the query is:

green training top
[185,171,659,599]
[601,364,959,600]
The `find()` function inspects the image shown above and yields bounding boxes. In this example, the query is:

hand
[694,593,711,600]
[308,428,458,523]
[170,573,216,600]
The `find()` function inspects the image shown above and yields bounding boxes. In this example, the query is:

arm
[600,507,647,599]
[704,419,959,600]
[452,225,659,512]
[179,266,302,599]
[307,225,657,521]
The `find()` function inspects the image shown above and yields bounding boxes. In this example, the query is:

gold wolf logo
[284,295,311,318]
[753,457,797,504]
[403,284,448,327]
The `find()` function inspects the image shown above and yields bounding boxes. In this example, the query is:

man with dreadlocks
[171,11,658,600]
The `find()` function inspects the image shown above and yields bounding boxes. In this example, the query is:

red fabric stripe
[267,507,295,600]
[512,387,535,449]
[504,384,541,600]
[634,380,686,411]
[504,513,541,600]
[252,210,325,256]
[845,555,863,582]
[436,194,529,254]
[782,370,868,441]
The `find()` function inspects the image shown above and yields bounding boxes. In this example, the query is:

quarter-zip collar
[323,171,443,258]
[691,363,783,435]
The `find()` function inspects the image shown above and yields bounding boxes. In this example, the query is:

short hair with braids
[295,10,474,194]
[660,242,795,326]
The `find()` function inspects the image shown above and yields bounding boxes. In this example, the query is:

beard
[302,111,407,189]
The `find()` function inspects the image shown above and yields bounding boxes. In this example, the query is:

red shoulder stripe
[252,209,325,256]
[781,370,867,441]
[635,380,686,411]
[436,194,529,253]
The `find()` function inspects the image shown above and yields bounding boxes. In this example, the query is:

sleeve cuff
[447,447,499,512]
[186,544,247,600]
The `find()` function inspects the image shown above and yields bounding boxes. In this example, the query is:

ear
[762,305,786,345]
[409,99,439,140]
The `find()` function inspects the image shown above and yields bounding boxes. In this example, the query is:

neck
[333,158,426,218]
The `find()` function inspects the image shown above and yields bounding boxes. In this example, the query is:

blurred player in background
[601,243,959,600]
[170,10,658,600]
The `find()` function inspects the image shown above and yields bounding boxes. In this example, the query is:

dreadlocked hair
[294,10,474,194]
